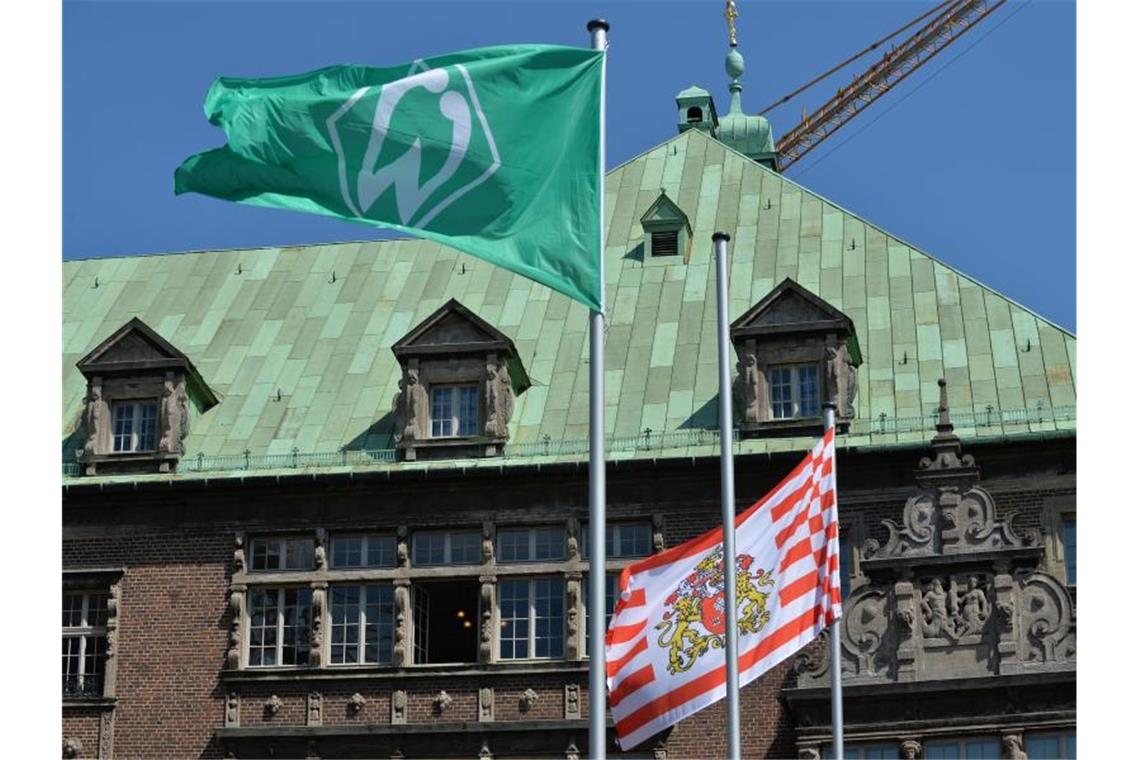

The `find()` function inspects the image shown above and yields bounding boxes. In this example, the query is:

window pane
[458,385,479,436]
[63,594,84,628]
[249,538,280,571]
[449,532,482,564]
[62,637,81,695]
[365,586,395,665]
[283,539,315,570]
[798,366,820,417]
[331,536,363,569]
[498,530,530,562]
[281,588,312,666]
[839,534,852,600]
[112,404,133,452]
[533,528,565,561]
[330,586,360,665]
[499,580,530,660]
[431,387,453,437]
[534,579,565,659]
[923,741,958,760]
[1062,518,1076,584]
[137,402,158,450]
[964,738,1000,759]
[770,367,794,419]
[1026,732,1073,759]
[367,536,397,567]
[413,533,446,565]
[247,588,278,667]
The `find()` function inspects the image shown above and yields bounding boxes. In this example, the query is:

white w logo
[326,63,500,230]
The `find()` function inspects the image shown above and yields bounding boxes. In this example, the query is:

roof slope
[62,129,1075,473]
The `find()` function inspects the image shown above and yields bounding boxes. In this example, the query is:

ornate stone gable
[74,317,218,474]
[729,278,862,433]
[391,299,530,461]
[792,381,1074,693]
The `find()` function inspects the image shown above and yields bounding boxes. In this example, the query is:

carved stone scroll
[1016,570,1075,665]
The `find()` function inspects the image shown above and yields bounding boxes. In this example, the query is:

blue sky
[63,0,1075,330]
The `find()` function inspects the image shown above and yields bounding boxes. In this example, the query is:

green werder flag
[176,45,604,310]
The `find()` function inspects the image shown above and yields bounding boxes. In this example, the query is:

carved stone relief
[479,687,494,722]
[519,688,538,712]
[265,695,283,717]
[226,586,245,670]
[482,522,494,564]
[225,692,240,727]
[156,372,190,456]
[484,356,515,438]
[63,738,82,759]
[564,684,581,719]
[309,582,327,667]
[919,575,993,643]
[1002,732,1028,760]
[307,691,322,727]
[732,345,763,424]
[652,513,666,553]
[1016,570,1076,665]
[391,690,408,724]
[478,739,494,760]
[824,342,858,419]
[393,580,411,667]
[348,693,366,715]
[797,747,821,760]
[433,690,453,715]
[566,574,582,660]
[480,578,495,663]
[392,364,426,446]
[899,738,922,760]
[567,518,580,560]
[98,711,113,759]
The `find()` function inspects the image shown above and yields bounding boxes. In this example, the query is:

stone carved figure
[392,367,423,443]
[265,694,283,717]
[825,343,858,418]
[484,358,515,438]
[226,588,244,669]
[482,522,494,564]
[478,740,493,760]
[157,374,190,455]
[959,576,991,635]
[309,586,326,665]
[565,684,581,719]
[899,739,921,760]
[80,382,105,457]
[396,526,409,567]
[566,578,581,656]
[567,519,579,559]
[433,690,453,714]
[393,583,410,665]
[1002,734,1028,760]
[63,738,83,759]
[732,349,761,423]
[797,748,821,760]
[349,692,366,714]
[233,534,245,573]
[225,692,240,727]
[480,582,495,661]
[479,687,494,721]
[921,578,953,639]
[307,691,322,726]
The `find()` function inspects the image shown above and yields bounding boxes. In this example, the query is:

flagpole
[823,401,843,758]
[587,18,609,760]
[712,231,742,759]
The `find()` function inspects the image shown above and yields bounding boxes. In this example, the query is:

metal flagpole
[823,401,843,758]
[587,18,609,760]
[712,231,742,759]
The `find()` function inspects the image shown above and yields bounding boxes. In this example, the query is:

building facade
[62,46,1075,760]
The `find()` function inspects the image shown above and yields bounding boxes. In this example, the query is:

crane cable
[756,0,962,117]
[789,0,1030,181]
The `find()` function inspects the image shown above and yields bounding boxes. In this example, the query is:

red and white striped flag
[605,429,841,750]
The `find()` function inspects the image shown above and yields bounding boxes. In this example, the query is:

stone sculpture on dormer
[485,357,515,438]
[157,372,190,456]
[824,342,858,419]
[392,365,426,445]
[732,347,762,424]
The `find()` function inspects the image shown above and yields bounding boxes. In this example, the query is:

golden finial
[725,0,739,47]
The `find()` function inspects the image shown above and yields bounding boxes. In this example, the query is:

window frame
[1061,515,1076,586]
[498,577,566,661]
[328,533,398,569]
[923,737,1002,759]
[768,363,822,420]
[497,526,566,563]
[62,591,109,698]
[411,530,482,566]
[581,522,653,560]
[247,536,317,572]
[1024,729,1076,759]
[429,383,481,438]
[328,583,395,666]
[110,399,158,453]
[245,586,314,668]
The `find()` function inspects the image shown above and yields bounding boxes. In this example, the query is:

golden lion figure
[654,549,776,674]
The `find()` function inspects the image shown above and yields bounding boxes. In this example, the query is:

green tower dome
[714,46,777,169]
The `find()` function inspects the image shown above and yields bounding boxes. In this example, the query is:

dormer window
[73,317,218,475]
[640,190,692,264]
[430,384,480,438]
[731,278,862,437]
[111,401,158,452]
[391,299,530,461]
[770,364,820,420]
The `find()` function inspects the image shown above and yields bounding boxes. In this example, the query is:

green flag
[176,45,603,310]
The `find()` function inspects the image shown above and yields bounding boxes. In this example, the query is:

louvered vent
[651,231,679,257]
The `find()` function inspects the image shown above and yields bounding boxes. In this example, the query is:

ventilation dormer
[75,317,219,475]
[676,85,718,135]
[730,279,862,436]
[639,190,693,265]
[391,299,530,461]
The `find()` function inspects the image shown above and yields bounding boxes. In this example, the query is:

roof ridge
[684,128,1075,339]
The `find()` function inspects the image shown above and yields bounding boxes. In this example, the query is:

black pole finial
[587,19,610,32]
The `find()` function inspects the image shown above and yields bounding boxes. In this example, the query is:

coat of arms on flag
[606,429,840,750]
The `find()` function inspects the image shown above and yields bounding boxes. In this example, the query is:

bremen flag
[606,429,841,750]
[175,46,604,311]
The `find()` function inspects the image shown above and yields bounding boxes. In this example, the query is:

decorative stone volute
[74,317,218,474]
[729,278,861,435]
[391,299,529,461]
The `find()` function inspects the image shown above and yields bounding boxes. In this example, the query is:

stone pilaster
[393,580,412,666]
[565,572,582,660]
[479,577,496,663]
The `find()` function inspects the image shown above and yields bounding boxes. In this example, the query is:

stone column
[480,577,496,663]
[566,572,582,660]
[393,579,412,666]
[894,570,919,681]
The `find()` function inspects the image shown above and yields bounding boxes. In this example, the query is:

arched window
[686,106,703,123]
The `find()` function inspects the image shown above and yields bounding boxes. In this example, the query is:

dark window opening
[686,106,703,123]
[412,580,480,664]
[651,231,679,257]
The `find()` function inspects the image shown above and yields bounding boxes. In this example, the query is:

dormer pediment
[76,317,219,411]
[731,278,856,346]
[393,299,529,392]
[639,192,692,233]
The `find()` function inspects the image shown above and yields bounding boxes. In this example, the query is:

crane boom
[774,0,1007,172]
